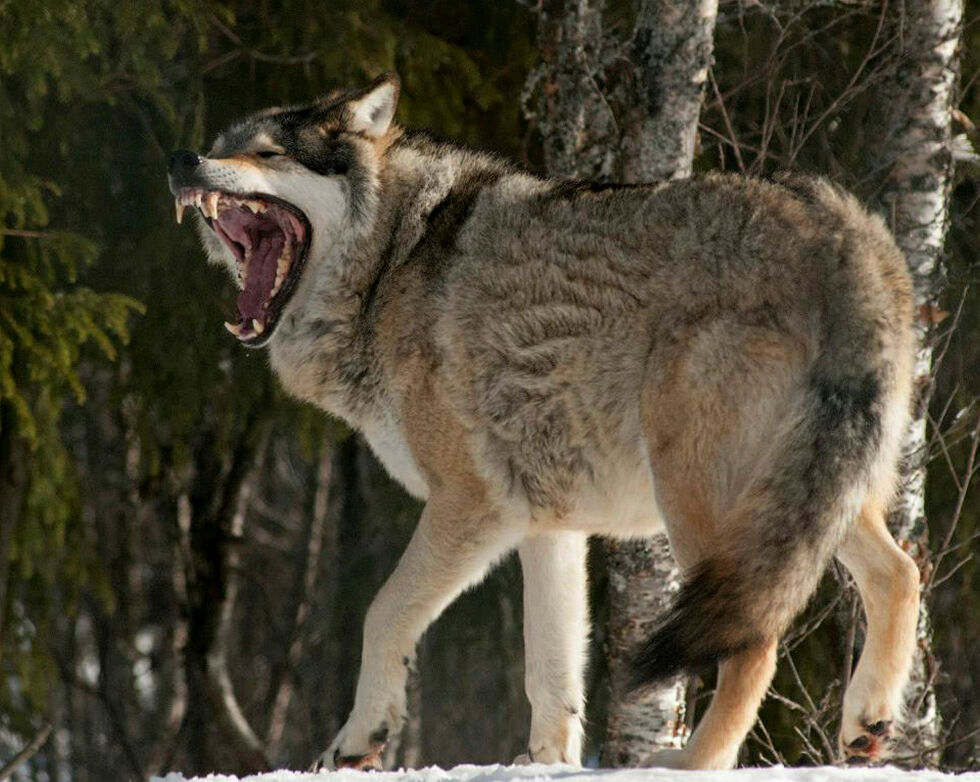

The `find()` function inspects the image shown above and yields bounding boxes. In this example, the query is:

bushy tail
[632,371,886,686]
[632,237,911,687]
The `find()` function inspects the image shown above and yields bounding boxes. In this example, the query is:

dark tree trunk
[0,401,27,658]
[265,439,335,761]
[182,419,271,775]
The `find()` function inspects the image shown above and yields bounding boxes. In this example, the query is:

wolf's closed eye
[257,150,280,159]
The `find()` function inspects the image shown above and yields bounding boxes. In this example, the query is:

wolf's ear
[346,72,400,138]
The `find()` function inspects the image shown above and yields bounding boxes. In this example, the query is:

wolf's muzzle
[168,149,202,192]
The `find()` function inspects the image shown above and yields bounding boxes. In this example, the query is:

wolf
[167,73,921,771]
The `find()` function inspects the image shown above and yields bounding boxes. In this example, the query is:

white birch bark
[602,538,687,766]
[868,0,963,764]
[530,0,718,765]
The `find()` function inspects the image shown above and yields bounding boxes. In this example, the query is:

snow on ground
[152,762,980,782]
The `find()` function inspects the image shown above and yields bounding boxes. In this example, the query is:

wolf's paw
[646,748,688,769]
[841,718,893,765]
[311,724,389,772]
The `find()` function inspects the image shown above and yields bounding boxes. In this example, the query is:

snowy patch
[152,762,980,782]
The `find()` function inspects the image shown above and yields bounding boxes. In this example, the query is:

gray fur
[168,76,917,770]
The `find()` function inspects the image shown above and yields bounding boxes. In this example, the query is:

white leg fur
[320,506,525,768]
[518,532,588,765]
[836,502,920,757]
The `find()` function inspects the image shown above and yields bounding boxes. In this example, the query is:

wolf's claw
[312,723,388,772]
[334,750,385,771]
[309,749,383,772]
[841,719,894,764]
[866,720,891,736]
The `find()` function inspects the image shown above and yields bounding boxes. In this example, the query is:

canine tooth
[175,200,185,224]
[204,192,220,219]
[224,321,242,336]
[252,318,265,334]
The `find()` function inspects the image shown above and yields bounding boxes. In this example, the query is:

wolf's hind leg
[836,500,920,763]
[516,532,588,765]
[648,640,777,770]
[314,497,524,770]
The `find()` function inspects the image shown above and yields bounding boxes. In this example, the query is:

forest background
[1,0,978,779]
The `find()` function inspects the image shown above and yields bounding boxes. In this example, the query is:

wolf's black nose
[169,149,201,174]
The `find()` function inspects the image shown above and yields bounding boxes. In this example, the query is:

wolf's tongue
[237,231,284,321]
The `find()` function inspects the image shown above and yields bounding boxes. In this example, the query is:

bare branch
[0,724,52,782]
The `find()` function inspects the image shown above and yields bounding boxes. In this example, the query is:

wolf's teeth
[203,192,220,219]
[175,200,185,224]
[224,321,243,336]
[252,318,265,334]
[245,201,266,213]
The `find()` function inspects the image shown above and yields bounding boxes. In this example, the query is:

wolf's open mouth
[175,188,310,346]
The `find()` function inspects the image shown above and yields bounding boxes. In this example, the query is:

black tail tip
[628,622,690,690]
[629,619,762,691]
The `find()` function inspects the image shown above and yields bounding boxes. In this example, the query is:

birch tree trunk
[531,0,718,765]
[532,0,617,181]
[866,0,964,764]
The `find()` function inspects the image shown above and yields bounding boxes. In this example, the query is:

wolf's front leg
[516,532,588,765]
[314,497,525,770]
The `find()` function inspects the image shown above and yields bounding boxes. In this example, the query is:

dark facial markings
[210,102,359,178]
[284,133,355,177]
